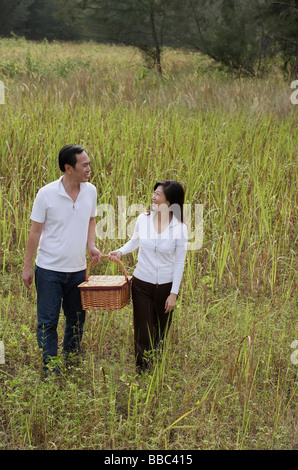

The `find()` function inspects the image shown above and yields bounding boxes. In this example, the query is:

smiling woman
[151,180,185,226]
[108,180,188,374]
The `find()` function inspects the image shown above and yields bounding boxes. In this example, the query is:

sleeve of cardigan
[117,215,140,255]
[170,223,188,295]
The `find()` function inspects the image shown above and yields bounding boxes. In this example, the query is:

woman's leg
[153,282,173,349]
[131,277,173,372]
[132,277,155,371]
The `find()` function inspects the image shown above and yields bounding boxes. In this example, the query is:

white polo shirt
[118,212,187,294]
[30,176,97,272]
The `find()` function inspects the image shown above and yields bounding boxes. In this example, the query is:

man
[22,144,102,375]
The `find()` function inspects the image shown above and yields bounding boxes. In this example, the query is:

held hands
[88,248,121,263]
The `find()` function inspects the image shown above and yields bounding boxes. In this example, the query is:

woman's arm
[164,224,188,313]
[108,215,141,261]
[170,224,188,295]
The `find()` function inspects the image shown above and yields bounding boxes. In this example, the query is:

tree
[26,0,86,41]
[63,0,176,73]
[169,0,298,76]
[0,0,34,37]
[167,0,274,76]
[265,0,298,76]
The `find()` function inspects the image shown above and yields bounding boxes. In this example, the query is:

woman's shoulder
[133,211,151,227]
[172,215,186,227]
[172,216,188,237]
[138,211,151,220]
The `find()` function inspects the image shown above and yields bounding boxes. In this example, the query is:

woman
[109,180,188,373]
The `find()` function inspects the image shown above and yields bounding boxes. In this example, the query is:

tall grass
[0,38,297,450]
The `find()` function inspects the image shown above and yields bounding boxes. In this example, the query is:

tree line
[1,0,297,76]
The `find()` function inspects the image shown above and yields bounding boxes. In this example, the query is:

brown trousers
[131,276,173,371]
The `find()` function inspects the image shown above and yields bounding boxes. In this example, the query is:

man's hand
[165,293,177,313]
[87,218,103,262]
[88,246,103,263]
[22,266,34,289]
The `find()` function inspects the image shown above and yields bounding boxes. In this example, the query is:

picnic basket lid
[78,255,132,291]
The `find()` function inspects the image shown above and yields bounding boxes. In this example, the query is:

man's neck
[61,174,81,202]
[62,174,80,192]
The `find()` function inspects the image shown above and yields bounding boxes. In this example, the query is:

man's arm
[87,217,102,262]
[22,221,43,288]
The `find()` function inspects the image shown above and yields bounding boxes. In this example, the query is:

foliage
[62,0,172,72]
[265,0,298,74]
[0,39,297,450]
[25,0,86,41]
[0,0,34,37]
[168,0,297,76]
[0,0,297,75]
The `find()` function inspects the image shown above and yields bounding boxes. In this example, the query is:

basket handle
[85,254,128,282]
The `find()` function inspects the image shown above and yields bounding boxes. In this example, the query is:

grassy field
[0,37,297,450]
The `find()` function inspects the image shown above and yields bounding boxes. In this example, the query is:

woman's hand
[165,293,177,313]
[108,251,122,262]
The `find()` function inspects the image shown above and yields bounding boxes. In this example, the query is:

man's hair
[58,144,85,172]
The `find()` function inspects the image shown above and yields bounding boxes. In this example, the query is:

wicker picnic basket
[78,255,132,311]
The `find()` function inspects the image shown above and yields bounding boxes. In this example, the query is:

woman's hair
[152,180,185,222]
[58,144,85,172]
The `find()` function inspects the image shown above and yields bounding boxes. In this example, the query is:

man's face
[70,151,92,183]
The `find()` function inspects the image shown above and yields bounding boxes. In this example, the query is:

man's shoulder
[81,182,97,199]
[37,179,97,199]
[36,178,60,195]
[85,182,97,192]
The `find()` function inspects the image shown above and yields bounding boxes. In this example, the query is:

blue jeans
[34,265,86,370]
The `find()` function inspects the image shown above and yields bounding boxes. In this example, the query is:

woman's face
[151,185,170,211]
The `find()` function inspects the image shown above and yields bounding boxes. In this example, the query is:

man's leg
[62,270,86,359]
[35,266,63,373]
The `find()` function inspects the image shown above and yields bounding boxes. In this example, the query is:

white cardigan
[118,212,187,294]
